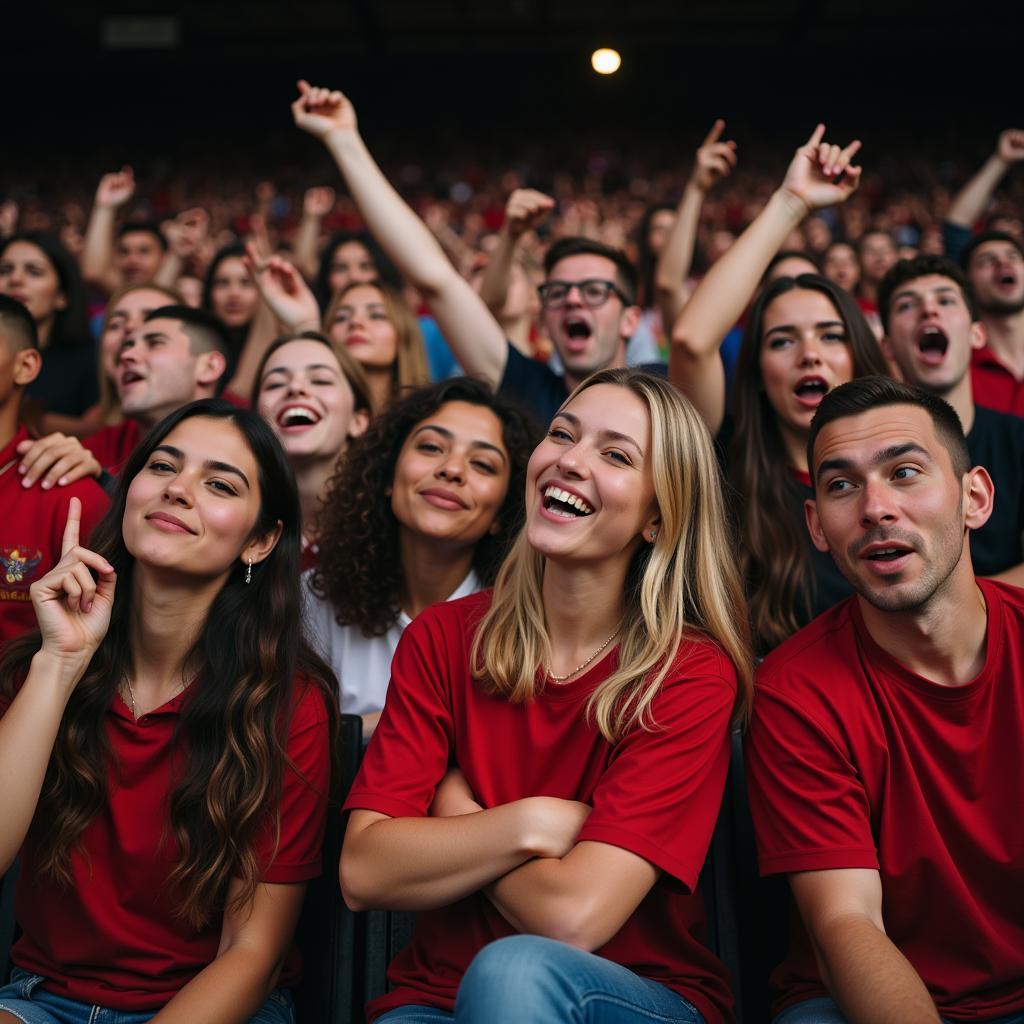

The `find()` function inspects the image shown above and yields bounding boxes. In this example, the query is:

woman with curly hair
[0,399,339,1023]
[305,377,537,735]
[340,368,753,1023]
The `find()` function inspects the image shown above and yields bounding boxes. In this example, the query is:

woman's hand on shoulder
[31,497,116,686]
[778,123,862,217]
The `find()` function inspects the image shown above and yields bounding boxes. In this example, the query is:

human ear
[13,347,42,387]
[804,497,831,553]
[348,408,370,439]
[963,467,995,531]
[242,519,284,569]
[968,320,987,352]
[642,509,662,544]
[196,350,227,388]
[619,303,642,341]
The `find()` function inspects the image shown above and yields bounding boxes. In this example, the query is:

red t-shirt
[82,419,142,476]
[0,427,110,646]
[344,590,737,1023]
[745,581,1024,1021]
[0,677,330,1011]
[971,345,1024,418]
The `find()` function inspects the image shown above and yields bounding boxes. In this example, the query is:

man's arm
[947,130,1024,229]
[790,869,941,1024]
[291,80,509,387]
[479,189,554,315]
[654,120,737,331]
[292,186,335,280]
[82,168,135,295]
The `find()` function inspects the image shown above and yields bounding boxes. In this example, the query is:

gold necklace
[0,457,17,478]
[121,674,188,721]
[547,628,621,683]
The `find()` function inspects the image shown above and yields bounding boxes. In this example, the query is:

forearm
[0,653,76,873]
[947,154,1010,228]
[149,942,282,1024]
[812,914,940,1024]
[152,250,184,289]
[292,214,322,280]
[82,206,118,289]
[341,802,543,912]
[654,180,704,328]
[672,188,804,359]
[479,228,517,313]
[486,856,592,945]
[226,302,283,398]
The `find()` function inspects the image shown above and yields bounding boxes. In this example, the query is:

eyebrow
[152,444,251,489]
[263,363,339,378]
[891,285,960,303]
[555,411,645,456]
[763,320,846,339]
[816,442,931,483]
[141,330,170,344]
[411,424,508,462]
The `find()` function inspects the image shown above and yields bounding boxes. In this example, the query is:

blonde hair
[324,279,430,410]
[471,368,754,741]
[97,282,183,424]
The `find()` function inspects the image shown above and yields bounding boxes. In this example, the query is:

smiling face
[256,338,368,463]
[526,383,658,567]
[0,240,64,324]
[116,229,164,284]
[123,416,274,580]
[881,274,982,395]
[208,255,259,327]
[389,400,510,549]
[758,288,854,436]
[542,253,639,383]
[966,239,1024,315]
[328,283,398,372]
[807,404,979,612]
[328,240,378,296]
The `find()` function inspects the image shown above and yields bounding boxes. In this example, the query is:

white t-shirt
[302,569,481,716]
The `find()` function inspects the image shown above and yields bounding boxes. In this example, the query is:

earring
[245,558,253,585]
[649,531,658,543]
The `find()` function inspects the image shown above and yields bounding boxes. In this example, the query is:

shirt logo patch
[1,547,43,586]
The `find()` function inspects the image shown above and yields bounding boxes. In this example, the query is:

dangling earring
[245,557,253,585]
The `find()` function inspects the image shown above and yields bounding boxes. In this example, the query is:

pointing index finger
[702,119,725,147]
[61,497,82,557]
[806,123,826,148]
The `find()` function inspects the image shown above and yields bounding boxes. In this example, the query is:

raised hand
[504,188,556,240]
[292,80,357,141]
[303,186,336,218]
[779,124,862,215]
[692,119,738,192]
[997,129,1024,164]
[31,498,116,678]
[95,167,136,209]
[0,198,18,238]
[244,243,320,330]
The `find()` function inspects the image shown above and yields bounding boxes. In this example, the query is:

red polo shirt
[0,427,109,646]
[971,345,1024,418]
[0,676,330,1011]
[82,419,142,476]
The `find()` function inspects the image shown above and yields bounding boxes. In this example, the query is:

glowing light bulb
[591,48,621,75]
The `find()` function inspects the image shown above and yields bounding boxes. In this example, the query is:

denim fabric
[378,935,705,1023]
[774,995,1024,1024]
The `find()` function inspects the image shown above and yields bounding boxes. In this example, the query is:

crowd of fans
[1,75,1023,1024]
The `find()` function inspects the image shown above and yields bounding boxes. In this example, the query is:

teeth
[281,407,319,425]
[543,485,592,515]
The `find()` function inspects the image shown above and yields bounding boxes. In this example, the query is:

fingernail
[58,477,68,486]
[22,478,32,488]
[42,480,52,490]
[18,464,26,474]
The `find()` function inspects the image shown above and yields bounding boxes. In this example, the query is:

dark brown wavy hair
[0,399,340,928]
[730,274,890,651]
[312,378,539,637]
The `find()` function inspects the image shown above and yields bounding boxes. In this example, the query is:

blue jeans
[376,935,706,1023]
[0,969,295,1024]
[774,995,1024,1024]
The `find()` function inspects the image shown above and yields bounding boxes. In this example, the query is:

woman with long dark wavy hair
[670,125,890,651]
[0,399,338,1024]
[339,368,753,1023]
[305,377,536,735]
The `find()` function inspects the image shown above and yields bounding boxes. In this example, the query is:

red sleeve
[576,643,736,892]
[342,611,454,819]
[257,681,333,884]
[745,680,879,876]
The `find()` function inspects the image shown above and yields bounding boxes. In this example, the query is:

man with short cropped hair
[746,376,1024,1024]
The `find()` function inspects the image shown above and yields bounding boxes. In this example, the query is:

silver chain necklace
[547,628,620,682]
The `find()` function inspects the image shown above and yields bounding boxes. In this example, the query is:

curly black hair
[312,378,540,636]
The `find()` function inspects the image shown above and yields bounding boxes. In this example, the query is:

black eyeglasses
[537,278,631,310]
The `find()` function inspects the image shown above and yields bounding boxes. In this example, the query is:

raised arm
[82,168,136,295]
[670,124,862,435]
[291,81,509,387]
[479,189,554,315]
[153,207,209,289]
[292,187,336,280]
[947,129,1024,229]
[654,120,737,332]
[340,797,589,912]
[790,869,941,1024]
[0,499,116,873]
